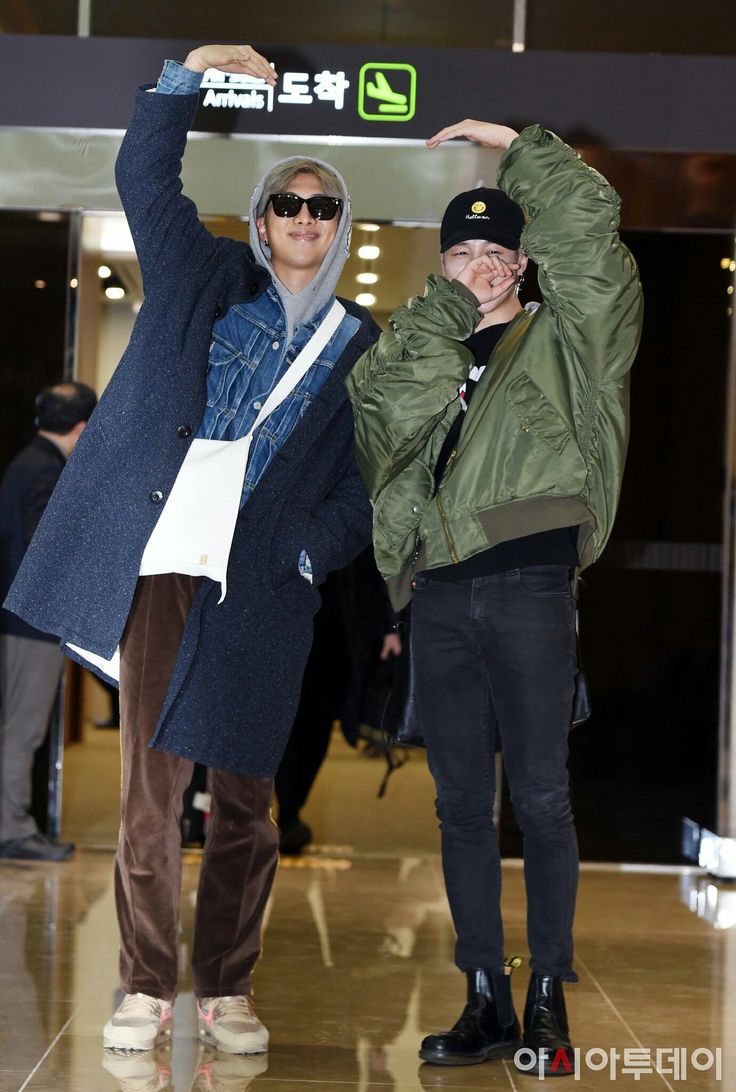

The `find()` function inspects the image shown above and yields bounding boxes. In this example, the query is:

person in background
[276,546,400,854]
[0,381,97,861]
[5,42,379,1055]
[347,118,642,1077]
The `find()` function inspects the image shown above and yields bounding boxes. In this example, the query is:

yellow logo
[471,201,487,214]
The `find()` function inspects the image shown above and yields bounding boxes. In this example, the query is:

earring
[515,272,525,296]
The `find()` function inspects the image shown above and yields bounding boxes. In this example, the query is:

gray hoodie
[248,156,352,344]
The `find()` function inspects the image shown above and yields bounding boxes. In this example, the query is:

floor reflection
[681,870,736,930]
[101,1042,269,1091]
[1,852,734,1090]
[101,1044,173,1092]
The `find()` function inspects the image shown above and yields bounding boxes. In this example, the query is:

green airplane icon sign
[358,63,417,122]
[367,71,407,112]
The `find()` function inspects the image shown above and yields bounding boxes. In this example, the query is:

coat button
[150,490,164,504]
[249,282,259,296]
[177,424,192,439]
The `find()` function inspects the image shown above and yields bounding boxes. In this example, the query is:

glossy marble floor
[1,844,735,1092]
[1,719,734,1091]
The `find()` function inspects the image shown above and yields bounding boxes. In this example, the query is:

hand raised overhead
[184,43,277,84]
[426,119,519,151]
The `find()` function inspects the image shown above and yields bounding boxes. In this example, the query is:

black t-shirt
[433,324,507,488]
[425,319,579,582]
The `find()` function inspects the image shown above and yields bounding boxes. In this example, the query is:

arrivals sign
[0,34,734,152]
[0,36,431,138]
[201,62,417,122]
[189,50,424,136]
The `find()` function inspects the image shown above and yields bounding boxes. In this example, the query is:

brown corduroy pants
[115,574,279,1002]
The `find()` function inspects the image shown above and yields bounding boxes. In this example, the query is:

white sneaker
[103,993,173,1051]
[196,995,269,1054]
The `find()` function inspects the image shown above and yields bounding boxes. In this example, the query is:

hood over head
[249,156,352,343]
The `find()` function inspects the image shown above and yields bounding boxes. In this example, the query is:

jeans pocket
[517,564,571,597]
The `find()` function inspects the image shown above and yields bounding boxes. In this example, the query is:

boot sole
[419,1040,522,1066]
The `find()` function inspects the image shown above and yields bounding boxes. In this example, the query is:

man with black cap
[0,381,96,861]
[347,119,643,1077]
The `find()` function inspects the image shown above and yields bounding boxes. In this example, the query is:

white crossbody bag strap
[135,298,347,613]
[246,299,346,437]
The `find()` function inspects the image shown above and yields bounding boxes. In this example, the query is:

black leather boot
[518,974,576,1078]
[419,968,522,1066]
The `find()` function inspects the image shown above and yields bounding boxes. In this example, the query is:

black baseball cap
[440,187,525,253]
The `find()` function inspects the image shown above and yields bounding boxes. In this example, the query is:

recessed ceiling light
[98,264,112,279]
[358,245,380,260]
[355,292,377,306]
[357,223,380,232]
[105,285,125,300]
[356,272,379,285]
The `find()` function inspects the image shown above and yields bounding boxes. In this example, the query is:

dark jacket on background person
[347,125,644,610]
[309,546,396,746]
[0,435,66,643]
[5,87,379,777]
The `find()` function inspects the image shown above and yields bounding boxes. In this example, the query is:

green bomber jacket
[345,124,644,610]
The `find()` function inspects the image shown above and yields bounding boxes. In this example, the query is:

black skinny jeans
[411,564,579,981]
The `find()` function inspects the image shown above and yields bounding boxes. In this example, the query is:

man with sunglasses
[6,43,379,1053]
[348,119,642,1077]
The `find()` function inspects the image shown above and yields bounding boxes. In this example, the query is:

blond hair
[256,159,343,219]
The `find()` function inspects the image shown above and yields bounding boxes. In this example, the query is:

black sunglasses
[267,192,343,221]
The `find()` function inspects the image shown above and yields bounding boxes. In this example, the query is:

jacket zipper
[436,450,459,563]
[409,536,422,590]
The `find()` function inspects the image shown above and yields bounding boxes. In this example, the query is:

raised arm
[427,119,643,382]
[115,44,276,292]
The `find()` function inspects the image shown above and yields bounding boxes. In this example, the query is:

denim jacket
[157,58,359,506]
[201,287,358,505]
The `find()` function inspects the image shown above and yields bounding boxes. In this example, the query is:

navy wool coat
[5,87,380,777]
